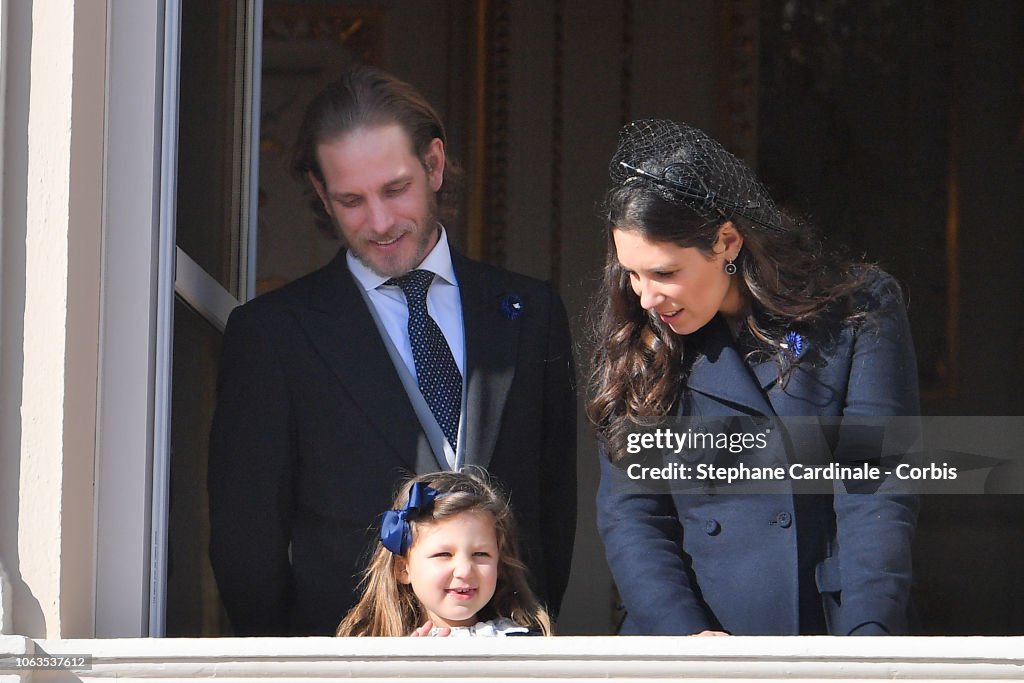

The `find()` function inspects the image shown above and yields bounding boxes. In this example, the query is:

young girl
[336,468,552,637]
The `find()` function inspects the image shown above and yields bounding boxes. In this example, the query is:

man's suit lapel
[294,252,433,472]
[686,315,778,417]
[455,254,519,469]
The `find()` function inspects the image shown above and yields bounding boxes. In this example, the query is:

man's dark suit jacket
[208,247,577,635]
[598,272,920,636]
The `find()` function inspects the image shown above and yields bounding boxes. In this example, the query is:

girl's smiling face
[396,510,499,628]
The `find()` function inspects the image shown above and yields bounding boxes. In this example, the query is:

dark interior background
[167,0,1024,636]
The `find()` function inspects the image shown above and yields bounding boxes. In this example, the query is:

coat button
[776,511,793,528]
[705,519,721,535]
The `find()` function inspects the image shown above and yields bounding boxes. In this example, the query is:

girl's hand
[409,620,451,637]
[691,630,730,636]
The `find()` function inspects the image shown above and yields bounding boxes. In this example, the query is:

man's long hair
[292,64,463,236]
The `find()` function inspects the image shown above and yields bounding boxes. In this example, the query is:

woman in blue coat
[589,120,919,635]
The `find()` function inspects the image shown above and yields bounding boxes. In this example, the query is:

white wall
[0,0,165,639]
[0,0,106,639]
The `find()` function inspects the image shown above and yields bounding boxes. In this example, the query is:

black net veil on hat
[609,119,787,233]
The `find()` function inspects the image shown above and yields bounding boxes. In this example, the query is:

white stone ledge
[1,635,1021,682]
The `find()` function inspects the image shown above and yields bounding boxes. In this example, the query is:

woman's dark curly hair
[587,120,877,463]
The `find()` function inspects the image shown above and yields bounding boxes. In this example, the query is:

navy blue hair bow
[379,482,441,555]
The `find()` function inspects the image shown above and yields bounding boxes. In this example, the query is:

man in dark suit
[208,65,577,636]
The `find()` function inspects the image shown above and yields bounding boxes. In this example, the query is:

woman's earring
[724,259,737,276]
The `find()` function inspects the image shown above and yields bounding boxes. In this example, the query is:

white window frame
[94,0,167,638]
[95,0,261,637]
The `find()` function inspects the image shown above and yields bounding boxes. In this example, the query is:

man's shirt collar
[346,224,458,291]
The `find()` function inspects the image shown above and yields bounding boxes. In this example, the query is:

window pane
[176,0,247,297]
[166,297,229,636]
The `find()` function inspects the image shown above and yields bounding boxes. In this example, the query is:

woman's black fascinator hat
[609,119,786,233]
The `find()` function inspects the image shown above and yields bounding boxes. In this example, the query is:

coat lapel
[454,254,519,469]
[294,252,432,472]
[686,315,777,417]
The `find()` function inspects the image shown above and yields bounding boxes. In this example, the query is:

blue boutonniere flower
[780,330,806,362]
[500,293,524,320]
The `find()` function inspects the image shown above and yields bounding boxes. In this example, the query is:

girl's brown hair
[336,467,551,636]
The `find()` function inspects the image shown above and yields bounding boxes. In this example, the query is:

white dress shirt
[346,225,466,379]
[347,226,466,467]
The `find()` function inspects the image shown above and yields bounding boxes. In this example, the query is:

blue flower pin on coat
[500,293,524,321]
[780,330,806,364]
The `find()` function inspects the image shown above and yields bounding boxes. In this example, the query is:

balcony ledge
[2,634,1022,682]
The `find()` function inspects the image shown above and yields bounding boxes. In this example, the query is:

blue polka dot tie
[387,269,462,452]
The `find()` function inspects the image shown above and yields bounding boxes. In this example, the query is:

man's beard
[344,201,440,278]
